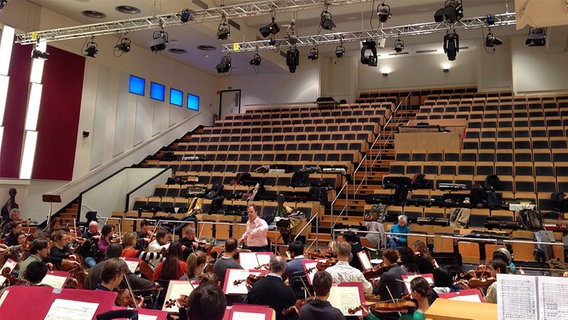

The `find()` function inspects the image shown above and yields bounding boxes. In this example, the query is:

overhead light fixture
[434,0,463,23]
[486,14,495,25]
[286,47,299,73]
[443,68,449,73]
[217,13,230,40]
[216,55,231,73]
[525,27,546,47]
[308,46,319,61]
[149,29,168,52]
[485,30,503,48]
[377,2,392,23]
[286,19,299,45]
[259,11,279,38]
[443,30,459,61]
[335,44,345,58]
[320,2,335,30]
[31,43,48,60]
[393,37,404,53]
[249,52,261,66]
[360,39,378,67]
[114,33,131,56]
[0,0,7,11]
[179,9,192,23]
[84,37,98,58]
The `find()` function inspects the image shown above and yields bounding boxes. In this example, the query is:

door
[219,89,241,120]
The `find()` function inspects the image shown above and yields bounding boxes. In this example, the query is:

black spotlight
[259,17,280,38]
[485,32,503,48]
[180,9,191,23]
[286,47,299,73]
[31,49,49,60]
[486,14,495,25]
[525,27,546,47]
[360,39,378,67]
[249,53,261,66]
[393,38,404,53]
[268,38,277,46]
[84,39,98,58]
[115,37,131,53]
[308,47,319,61]
[443,31,459,61]
[149,31,168,52]
[335,44,345,58]
[216,55,231,73]
[377,2,391,23]
[435,0,463,23]
[320,10,336,30]
[217,15,230,40]
[0,0,7,11]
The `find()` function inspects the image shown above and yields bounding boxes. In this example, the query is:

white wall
[477,41,513,92]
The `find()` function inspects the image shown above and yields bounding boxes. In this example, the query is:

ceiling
[27,0,528,75]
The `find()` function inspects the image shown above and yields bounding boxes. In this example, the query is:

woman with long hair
[183,251,207,281]
[413,240,435,274]
[121,232,163,262]
[153,241,186,280]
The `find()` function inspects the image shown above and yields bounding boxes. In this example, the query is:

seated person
[484,258,507,304]
[297,271,345,320]
[178,282,227,320]
[365,221,386,249]
[22,261,49,286]
[283,240,307,284]
[399,277,433,320]
[153,242,187,280]
[342,231,365,271]
[326,241,373,294]
[387,215,410,249]
[413,240,435,274]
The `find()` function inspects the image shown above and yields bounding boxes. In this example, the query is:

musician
[148,229,171,253]
[178,281,227,320]
[3,220,23,246]
[403,276,432,320]
[179,226,210,260]
[21,261,49,286]
[78,221,100,267]
[50,230,76,261]
[297,271,345,320]
[283,240,307,284]
[98,224,116,259]
[373,249,407,301]
[398,246,419,274]
[239,205,269,252]
[1,208,22,235]
[492,247,516,274]
[342,231,365,271]
[244,255,297,320]
[386,215,410,249]
[96,258,129,292]
[0,231,26,263]
[18,239,51,280]
[135,219,152,250]
[484,258,507,304]
[182,251,207,281]
[326,241,373,294]
[213,237,243,288]
[153,241,187,280]
[121,232,163,263]
[413,240,435,274]
[85,243,156,291]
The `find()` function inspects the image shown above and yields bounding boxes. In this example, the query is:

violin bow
[298,276,313,298]
[183,272,196,289]
[385,285,402,317]
[122,273,139,309]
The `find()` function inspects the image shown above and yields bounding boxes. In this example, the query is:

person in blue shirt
[387,215,410,249]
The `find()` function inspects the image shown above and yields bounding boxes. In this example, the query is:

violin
[282,296,316,315]
[363,263,390,280]
[233,273,266,287]
[468,277,496,289]
[315,258,337,271]
[164,294,190,309]
[348,298,418,314]
[115,288,145,308]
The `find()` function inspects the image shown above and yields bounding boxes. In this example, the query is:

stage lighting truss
[377,2,392,24]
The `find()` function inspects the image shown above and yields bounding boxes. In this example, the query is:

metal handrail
[299,212,320,251]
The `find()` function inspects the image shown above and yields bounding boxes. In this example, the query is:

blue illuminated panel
[129,75,145,96]
[187,93,199,111]
[170,88,183,107]
[150,82,165,101]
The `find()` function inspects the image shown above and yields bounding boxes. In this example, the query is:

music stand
[42,194,61,231]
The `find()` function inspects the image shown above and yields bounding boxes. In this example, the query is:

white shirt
[147,240,169,269]
[325,260,373,294]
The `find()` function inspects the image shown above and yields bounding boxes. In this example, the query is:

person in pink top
[239,205,269,252]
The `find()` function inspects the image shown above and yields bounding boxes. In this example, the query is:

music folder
[222,269,266,295]
[400,273,434,294]
[226,303,273,320]
[328,282,365,316]
[162,280,198,313]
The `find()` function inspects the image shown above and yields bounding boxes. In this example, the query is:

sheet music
[0,259,17,285]
[224,269,263,295]
[537,276,568,319]
[357,251,372,271]
[231,311,266,320]
[401,274,434,294]
[497,274,537,320]
[238,252,258,270]
[120,257,140,273]
[138,315,158,320]
[302,261,317,285]
[328,285,363,316]
[40,273,68,289]
[162,280,197,313]
[44,298,98,320]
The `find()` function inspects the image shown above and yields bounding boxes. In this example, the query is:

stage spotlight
[525,27,546,47]
[308,47,319,61]
[335,44,345,58]
[485,31,503,48]
[286,47,299,73]
[180,9,191,23]
[0,0,7,11]
[360,39,378,67]
[268,38,277,46]
[115,37,131,53]
[486,14,495,25]
[377,2,391,23]
[393,37,404,53]
[149,30,168,52]
[434,0,463,23]
[217,14,230,40]
[31,49,48,60]
[259,17,279,38]
[216,55,231,73]
[84,37,98,58]
[249,53,261,66]
[443,31,459,61]
[320,10,336,30]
